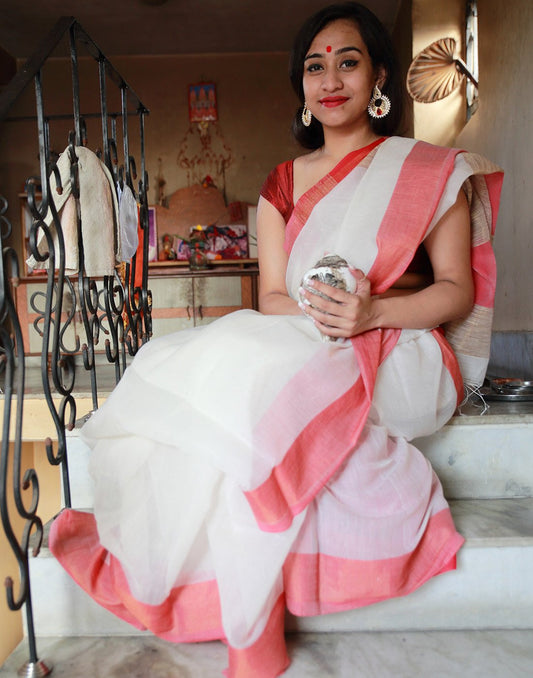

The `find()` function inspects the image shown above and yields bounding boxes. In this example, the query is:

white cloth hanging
[26,146,119,276]
[117,183,139,262]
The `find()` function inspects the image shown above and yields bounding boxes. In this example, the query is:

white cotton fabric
[117,183,139,261]
[26,146,119,276]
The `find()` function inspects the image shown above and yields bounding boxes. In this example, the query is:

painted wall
[412,0,466,146]
[413,0,533,334]
[456,0,533,333]
[392,0,414,137]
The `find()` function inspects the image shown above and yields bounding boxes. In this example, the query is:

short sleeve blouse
[259,160,294,224]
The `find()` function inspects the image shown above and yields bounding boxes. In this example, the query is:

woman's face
[302,19,382,132]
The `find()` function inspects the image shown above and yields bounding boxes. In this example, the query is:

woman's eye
[340,59,358,69]
[306,62,323,73]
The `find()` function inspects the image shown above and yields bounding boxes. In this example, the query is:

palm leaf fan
[407,37,478,103]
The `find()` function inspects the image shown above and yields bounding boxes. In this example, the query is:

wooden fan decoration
[407,37,478,103]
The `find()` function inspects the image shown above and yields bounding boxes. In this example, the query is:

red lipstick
[319,96,349,107]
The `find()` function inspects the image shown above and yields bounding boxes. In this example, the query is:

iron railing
[0,16,151,677]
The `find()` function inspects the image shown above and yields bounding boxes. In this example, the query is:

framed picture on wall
[148,206,158,262]
[188,82,218,123]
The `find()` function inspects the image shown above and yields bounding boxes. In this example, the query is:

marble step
[4,629,533,678]
[414,410,533,500]
[64,401,533,511]
[27,497,533,638]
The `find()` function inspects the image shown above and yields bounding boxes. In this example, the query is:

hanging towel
[26,146,119,277]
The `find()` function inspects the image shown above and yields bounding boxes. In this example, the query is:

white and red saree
[50,137,503,677]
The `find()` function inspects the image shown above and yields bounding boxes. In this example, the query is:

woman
[259,5,474,337]
[50,3,503,677]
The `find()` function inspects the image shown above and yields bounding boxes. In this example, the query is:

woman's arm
[256,195,301,315]
[300,190,474,337]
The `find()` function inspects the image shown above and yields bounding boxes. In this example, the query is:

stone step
[64,401,533,511]
[4,629,533,677]
[27,497,533,638]
[414,407,533,500]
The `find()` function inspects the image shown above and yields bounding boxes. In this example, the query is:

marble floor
[2,630,533,678]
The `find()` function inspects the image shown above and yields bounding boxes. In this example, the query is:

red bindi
[326,45,332,53]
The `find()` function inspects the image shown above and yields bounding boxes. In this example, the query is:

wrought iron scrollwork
[25,102,77,507]
[0,194,50,673]
[0,15,152,675]
[102,271,126,380]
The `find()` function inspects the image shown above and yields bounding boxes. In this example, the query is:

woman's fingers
[298,269,372,337]
[298,288,359,332]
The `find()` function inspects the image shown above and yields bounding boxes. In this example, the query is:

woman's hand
[298,269,374,338]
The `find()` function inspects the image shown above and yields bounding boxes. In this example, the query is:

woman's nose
[321,67,343,91]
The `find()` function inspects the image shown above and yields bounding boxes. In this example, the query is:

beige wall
[411,0,466,146]
[115,53,301,207]
[392,0,414,137]
[456,0,533,332]
[413,0,532,332]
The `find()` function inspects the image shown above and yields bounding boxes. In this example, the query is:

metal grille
[0,17,151,675]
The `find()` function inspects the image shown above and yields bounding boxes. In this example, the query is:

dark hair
[289,2,404,149]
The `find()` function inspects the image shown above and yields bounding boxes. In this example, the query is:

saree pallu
[49,137,503,677]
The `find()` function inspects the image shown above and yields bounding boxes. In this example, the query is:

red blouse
[259,161,294,224]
